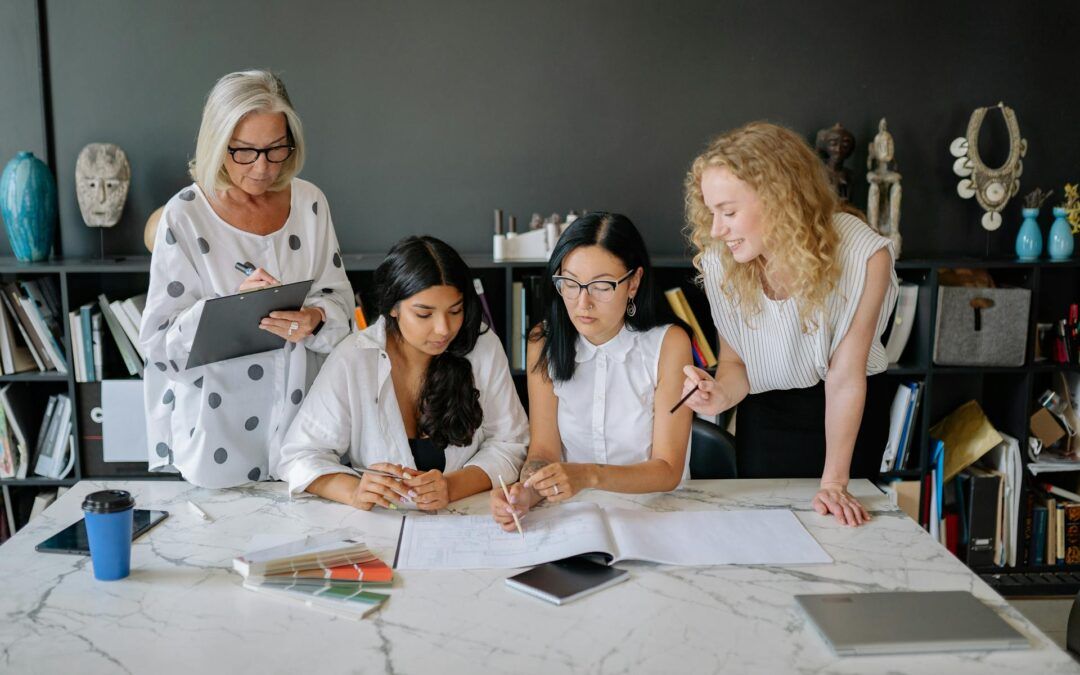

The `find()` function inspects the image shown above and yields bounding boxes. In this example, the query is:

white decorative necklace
[949,102,1027,231]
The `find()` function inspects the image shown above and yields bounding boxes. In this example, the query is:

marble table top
[1,479,1078,675]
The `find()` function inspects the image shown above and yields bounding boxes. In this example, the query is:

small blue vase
[0,151,57,262]
[1015,207,1042,261]
[1048,206,1075,261]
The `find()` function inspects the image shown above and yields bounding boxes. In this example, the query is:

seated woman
[491,212,693,531]
[275,236,529,511]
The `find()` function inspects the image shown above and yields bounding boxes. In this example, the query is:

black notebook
[186,279,313,369]
[505,556,628,605]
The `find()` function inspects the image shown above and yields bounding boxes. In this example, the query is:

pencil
[499,475,525,539]
[669,385,698,414]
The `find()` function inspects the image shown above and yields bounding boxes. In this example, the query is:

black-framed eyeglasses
[227,144,295,165]
[552,269,635,302]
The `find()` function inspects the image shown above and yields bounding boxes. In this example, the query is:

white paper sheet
[102,379,148,462]
[605,508,833,566]
[393,503,832,570]
[395,503,613,570]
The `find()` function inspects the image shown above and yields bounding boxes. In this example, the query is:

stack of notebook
[233,532,393,619]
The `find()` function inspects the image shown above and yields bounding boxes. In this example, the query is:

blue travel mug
[82,490,135,581]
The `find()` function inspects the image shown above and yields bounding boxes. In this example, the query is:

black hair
[535,211,682,382]
[374,236,485,450]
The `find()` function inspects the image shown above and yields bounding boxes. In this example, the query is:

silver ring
[288,320,299,336]
[553,484,559,495]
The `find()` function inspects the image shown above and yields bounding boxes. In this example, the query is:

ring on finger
[288,320,299,337]
[553,484,560,495]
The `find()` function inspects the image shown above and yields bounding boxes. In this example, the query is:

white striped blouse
[700,213,898,394]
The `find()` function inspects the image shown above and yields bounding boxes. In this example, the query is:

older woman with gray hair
[139,70,354,488]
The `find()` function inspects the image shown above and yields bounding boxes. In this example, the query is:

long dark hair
[536,212,678,382]
[374,236,485,450]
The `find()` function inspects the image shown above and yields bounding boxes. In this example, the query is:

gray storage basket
[933,286,1030,366]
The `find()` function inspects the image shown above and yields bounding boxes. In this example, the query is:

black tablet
[505,556,628,605]
[35,509,170,555]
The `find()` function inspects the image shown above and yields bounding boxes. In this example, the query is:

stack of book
[70,293,147,382]
[233,532,393,619]
[0,384,74,480]
[510,275,547,370]
[0,279,68,375]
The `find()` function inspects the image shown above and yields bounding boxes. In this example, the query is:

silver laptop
[796,591,1029,656]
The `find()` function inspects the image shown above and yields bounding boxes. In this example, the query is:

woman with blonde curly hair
[680,122,898,527]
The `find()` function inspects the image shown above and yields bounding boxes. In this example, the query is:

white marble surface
[1,479,1078,675]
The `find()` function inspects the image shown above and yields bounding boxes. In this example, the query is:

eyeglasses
[552,269,635,302]
[227,145,295,165]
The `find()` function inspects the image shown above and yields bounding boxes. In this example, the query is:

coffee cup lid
[82,490,135,514]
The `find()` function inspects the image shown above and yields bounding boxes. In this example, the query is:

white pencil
[187,500,212,521]
[499,475,525,540]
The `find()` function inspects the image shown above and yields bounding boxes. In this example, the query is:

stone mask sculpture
[75,143,130,227]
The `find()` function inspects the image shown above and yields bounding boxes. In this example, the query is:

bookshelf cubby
[1,254,1078,598]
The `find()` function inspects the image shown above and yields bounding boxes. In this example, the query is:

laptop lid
[796,591,1029,656]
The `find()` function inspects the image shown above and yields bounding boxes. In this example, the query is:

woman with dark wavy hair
[490,212,694,531]
[275,236,528,511]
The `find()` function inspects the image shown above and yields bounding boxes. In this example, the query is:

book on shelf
[5,281,66,374]
[110,299,145,362]
[508,276,546,370]
[884,282,918,364]
[352,292,368,331]
[880,381,922,472]
[95,293,144,378]
[663,288,716,367]
[32,394,74,479]
[0,294,36,375]
[0,286,45,372]
[28,489,58,522]
[473,278,495,333]
[0,383,35,479]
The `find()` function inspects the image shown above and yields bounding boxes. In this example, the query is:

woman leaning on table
[275,235,529,511]
[139,70,353,488]
[680,122,898,527]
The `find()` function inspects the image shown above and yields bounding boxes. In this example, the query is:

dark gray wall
[26,1,1080,259]
[0,0,48,258]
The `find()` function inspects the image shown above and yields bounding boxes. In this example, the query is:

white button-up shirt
[275,316,529,496]
[552,324,690,480]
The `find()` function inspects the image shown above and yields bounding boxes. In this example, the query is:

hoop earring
[626,297,637,317]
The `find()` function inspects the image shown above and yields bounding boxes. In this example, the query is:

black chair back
[689,417,737,479]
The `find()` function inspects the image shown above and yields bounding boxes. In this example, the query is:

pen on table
[499,474,525,540]
[187,500,212,522]
[234,261,255,276]
[669,384,699,415]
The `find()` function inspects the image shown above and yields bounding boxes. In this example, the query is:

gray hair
[188,70,305,197]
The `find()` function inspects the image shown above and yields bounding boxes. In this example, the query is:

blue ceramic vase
[1048,206,1075,261]
[1015,207,1042,261]
[0,151,57,262]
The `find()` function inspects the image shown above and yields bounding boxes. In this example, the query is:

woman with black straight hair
[491,212,695,531]
[276,236,528,511]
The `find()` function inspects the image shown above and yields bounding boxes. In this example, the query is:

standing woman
[139,70,353,488]
[681,122,898,526]
[276,236,529,511]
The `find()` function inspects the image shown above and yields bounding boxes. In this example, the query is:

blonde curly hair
[685,121,843,333]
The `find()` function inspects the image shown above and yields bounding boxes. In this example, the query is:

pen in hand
[234,261,256,276]
[499,475,525,539]
[669,384,699,414]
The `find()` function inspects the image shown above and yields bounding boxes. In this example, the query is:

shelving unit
[2,253,1078,598]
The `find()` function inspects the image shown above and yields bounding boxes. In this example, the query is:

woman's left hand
[403,469,450,511]
[812,481,871,527]
[522,462,596,503]
[260,306,324,343]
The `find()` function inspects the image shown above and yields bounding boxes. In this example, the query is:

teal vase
[1048,206,1075,261]
[1015,207,1042,261]
[0,151,57,262]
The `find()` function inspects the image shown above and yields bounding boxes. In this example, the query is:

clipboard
[186,279,313,369]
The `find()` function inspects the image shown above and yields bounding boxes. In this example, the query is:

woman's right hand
[680,365,727,416]
[491,481,536,532]
[238,267,280,293]
[349,463,414,511]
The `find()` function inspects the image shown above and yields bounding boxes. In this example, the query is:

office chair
[689,417,738,479]
[1068,590,1080,654]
